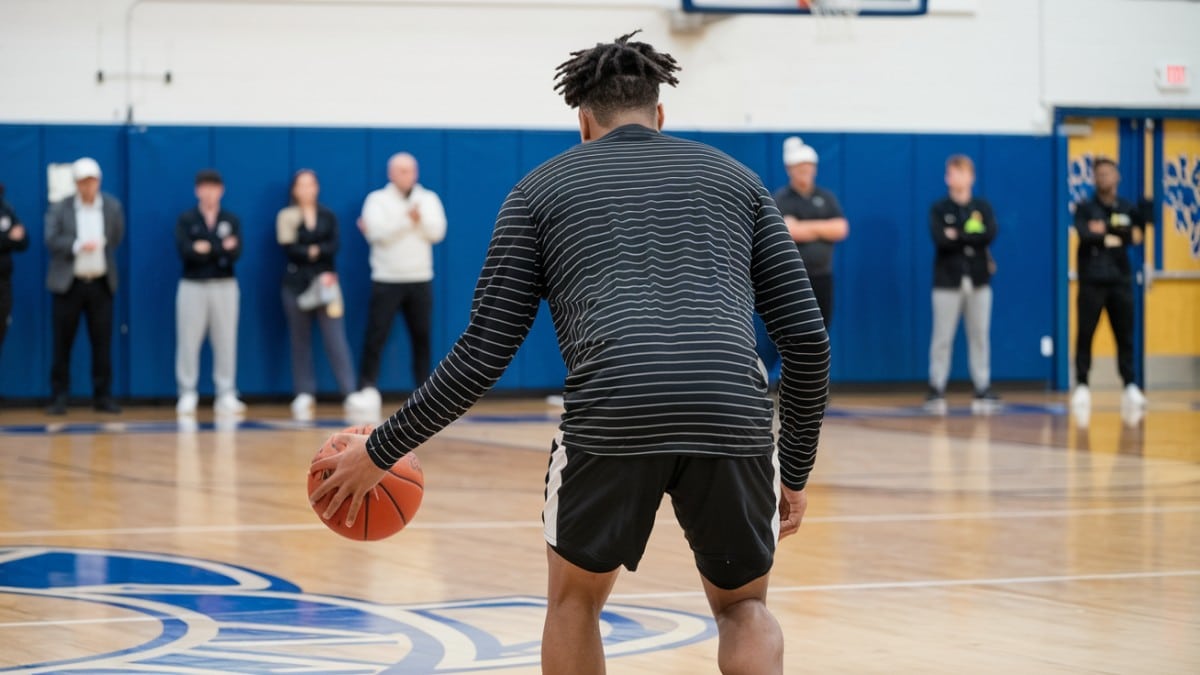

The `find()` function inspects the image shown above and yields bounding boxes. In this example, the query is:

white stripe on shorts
[543,433,568,547]
[771,446,782,544]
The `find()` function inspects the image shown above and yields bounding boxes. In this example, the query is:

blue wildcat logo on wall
[1164,153,1200,258]
[1067,153,1095,214]
[0,547,715,673]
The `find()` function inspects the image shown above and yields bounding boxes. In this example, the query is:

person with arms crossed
[774,136,848,328]
[1071,157,1146,412]
[0,183,30,406]
[353,153,446,417]
[175,169,246,417]
[312,32,830,675]
[925,155,1001,414]
[44,157,124,415]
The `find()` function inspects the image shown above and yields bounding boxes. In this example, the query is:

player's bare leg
[542,545,620,675]
[701,571,783,675]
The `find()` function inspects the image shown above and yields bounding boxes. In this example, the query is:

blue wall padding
[0,123,1054,398]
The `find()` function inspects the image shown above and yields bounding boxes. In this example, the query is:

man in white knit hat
[774,137,849,329]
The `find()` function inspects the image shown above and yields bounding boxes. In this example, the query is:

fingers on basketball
[307,425,425,541]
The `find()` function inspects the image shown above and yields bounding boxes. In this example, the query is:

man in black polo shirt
[175,169,246,417]
[1072,157,1146,412]
[773,136,848,328]
[0,183,30,403]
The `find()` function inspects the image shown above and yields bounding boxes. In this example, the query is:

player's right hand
[778,486,808,540]
[1088,219,1107,234]
[194,240,212,255]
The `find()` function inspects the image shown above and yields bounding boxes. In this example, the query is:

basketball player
[1072,157,1146,412]
[311,32,830,675]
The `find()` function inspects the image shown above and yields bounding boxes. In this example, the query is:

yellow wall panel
[1146,119,1200,358]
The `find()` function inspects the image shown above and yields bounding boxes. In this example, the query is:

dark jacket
[0,199,30,280]
[277,205,339,294]
[44,193,125,294]
[1074,195,1142,284]
[930,196,997,289]
[176,207,243,280]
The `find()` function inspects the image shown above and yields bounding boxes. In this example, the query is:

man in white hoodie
[355,153,447,412]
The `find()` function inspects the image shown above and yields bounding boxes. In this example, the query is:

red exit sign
[1156,62,1190,91]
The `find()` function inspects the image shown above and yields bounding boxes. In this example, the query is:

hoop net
[799,0,862,40]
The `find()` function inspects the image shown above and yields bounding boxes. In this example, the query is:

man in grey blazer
[44,157,124,414]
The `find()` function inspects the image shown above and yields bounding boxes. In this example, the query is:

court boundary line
[609,569,1200,600]
[1,503,1197,539]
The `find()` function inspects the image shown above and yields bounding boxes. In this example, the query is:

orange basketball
[307,424,424,541]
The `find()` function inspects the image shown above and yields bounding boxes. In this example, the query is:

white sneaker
[291,393,315,420]
[1121,384,1147,409]
[176,392,198,416]
[1074,405,1091,429]
[343,391,371,413]
[1070,385,1091,410]
[359,386,382,408]
[214,393,247,415]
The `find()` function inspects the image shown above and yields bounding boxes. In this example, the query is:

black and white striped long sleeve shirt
[366,124,830,490]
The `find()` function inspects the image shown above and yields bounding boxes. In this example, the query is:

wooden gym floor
[0,389,1196,673]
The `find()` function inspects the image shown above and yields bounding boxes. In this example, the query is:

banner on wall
[1162,138,1200,264]
[46,163,76,203]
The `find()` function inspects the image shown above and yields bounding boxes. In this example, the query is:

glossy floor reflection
[0,390,1196,673]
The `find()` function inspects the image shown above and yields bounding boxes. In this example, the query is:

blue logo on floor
[0,547,715,673]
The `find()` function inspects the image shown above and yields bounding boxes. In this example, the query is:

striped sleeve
[750,187,831,490]
[365,188,543,468]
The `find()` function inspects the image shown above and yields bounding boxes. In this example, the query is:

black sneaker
[46,394,68,416]
[94,397,122,414]
[924,387,947,414]
[972,389,1002,414]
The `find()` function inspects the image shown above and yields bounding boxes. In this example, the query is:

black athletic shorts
[542,436,779,590]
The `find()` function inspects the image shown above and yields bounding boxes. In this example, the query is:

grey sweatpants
[929,277,992,393]
[177,278,239,397]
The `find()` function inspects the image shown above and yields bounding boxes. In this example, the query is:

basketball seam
[379,482,409,526]
[387,469,423,490]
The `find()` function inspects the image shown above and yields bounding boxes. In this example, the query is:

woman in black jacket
[277,170,365,419]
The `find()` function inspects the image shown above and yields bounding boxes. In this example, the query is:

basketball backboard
[681,0,927,15]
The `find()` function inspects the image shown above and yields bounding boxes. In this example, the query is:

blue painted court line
[0,404,1076,436]
[0,418,351,436]
[825,402,1070,419]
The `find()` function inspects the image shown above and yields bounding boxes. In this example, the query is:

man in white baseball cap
[44,156,125,414]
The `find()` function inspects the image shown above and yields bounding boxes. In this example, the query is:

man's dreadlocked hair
[554,30,681,126]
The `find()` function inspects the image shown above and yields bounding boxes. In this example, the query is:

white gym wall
[0,0,1196,132]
